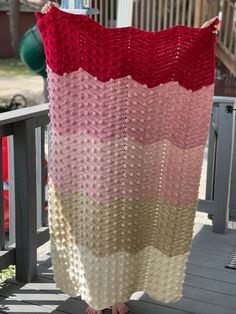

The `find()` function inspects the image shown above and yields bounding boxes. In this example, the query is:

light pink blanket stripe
[49,134,205,207]
[47,67,214,150]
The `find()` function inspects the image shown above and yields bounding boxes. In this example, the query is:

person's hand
[41,1,60,14]
[201,16,220,35]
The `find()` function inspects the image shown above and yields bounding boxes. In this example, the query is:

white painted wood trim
[117,0,134,27]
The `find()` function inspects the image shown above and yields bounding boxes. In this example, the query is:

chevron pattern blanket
[36,6,218,310]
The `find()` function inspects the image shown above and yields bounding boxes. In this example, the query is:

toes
[124,305,129,312]
[85,307,103,314]
[121,305,129,313]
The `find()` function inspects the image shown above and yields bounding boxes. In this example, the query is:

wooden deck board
[0,222,236,313]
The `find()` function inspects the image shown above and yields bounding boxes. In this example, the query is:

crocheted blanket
[36,6,218,310]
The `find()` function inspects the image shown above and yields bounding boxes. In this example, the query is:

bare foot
[41,1,59,14]
[85,305,103,314]
[111,303,129,314]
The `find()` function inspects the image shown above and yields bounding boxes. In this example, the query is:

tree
[8,0,20,57]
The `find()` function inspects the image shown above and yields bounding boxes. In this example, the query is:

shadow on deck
[0,222,236,314]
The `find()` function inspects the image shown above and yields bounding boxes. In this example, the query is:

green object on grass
[19,24,47,78]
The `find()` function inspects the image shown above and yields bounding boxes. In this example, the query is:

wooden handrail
[0,103,49,126]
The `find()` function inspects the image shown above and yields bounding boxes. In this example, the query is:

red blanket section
[35,6,219,90]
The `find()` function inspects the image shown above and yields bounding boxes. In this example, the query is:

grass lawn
[0,58,35,76]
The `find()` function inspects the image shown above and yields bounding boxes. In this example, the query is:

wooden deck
[0,222,236,314]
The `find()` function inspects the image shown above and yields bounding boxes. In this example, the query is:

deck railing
[198,97,236,234]
[0,104,50,281]
[217,0,236,77]
[218,0,236,58]
[89,0,220,29]
[132,0,195,31]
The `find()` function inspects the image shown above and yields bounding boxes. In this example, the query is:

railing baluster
[182,0,187,25]
[170,0,174,27]
[187,0,193,26]
[163,0,168,29]
[0,137,4,250]
[94,0,98,21]
[36,127,42,229]
[110,0,114,27]
[134,0,139,28]
[140,0,145,29]
[219,0,225,42]
[176,0,180,25]
[158,0,162,30]
[13,118,37,282]
[105,0,108,27]
[205,105,218,201]
[8,135,16,246]
[229,2,235,54]
[41,127,46,227]
[152,0,157,31]
[146,0,151,30]
[223,0,230,48]
[100,0,103,25]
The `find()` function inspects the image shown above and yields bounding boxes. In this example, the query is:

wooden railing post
[0,104,50,274]
[13,118,37,282]
[199,97,236,233]
[212,98,236,233]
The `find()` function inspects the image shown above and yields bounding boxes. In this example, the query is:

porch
[1,1,236,313]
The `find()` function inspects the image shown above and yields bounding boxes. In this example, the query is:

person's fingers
[41,5,46,13]
[41,1,59,14]
[41,2,50,13]
[201,16,218,28]
[52,1,60,8]
[212,22,220,35]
